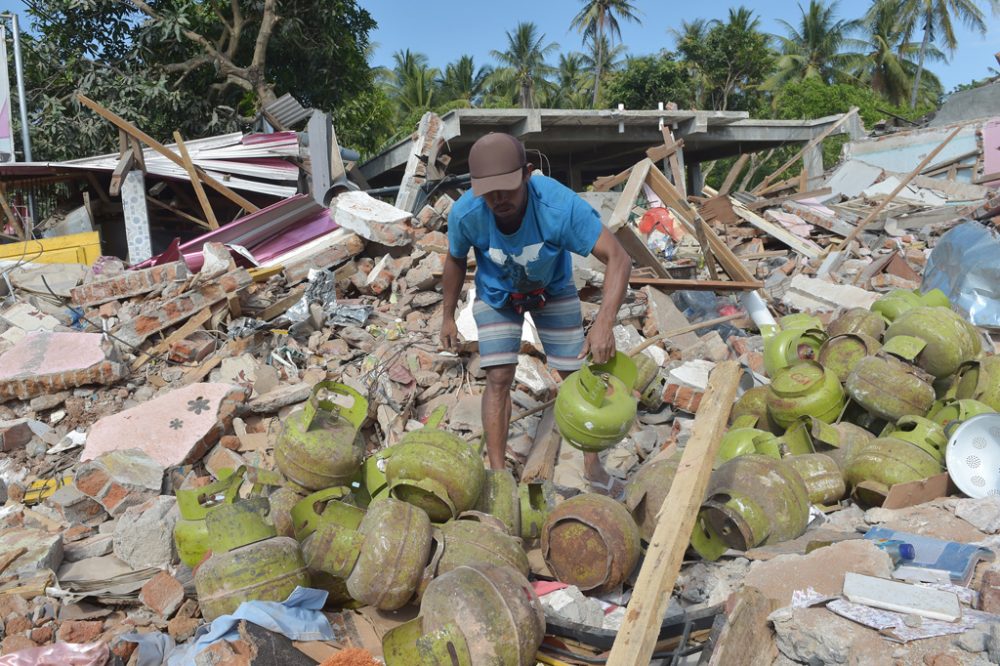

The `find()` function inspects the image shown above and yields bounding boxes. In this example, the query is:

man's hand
[440,317,460,352]
[580,319,616,364]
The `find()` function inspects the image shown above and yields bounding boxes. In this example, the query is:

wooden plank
[646,137,684,163]
[707,587,779,666]
[145,195,212,230]
[606,159,652,232]
[752,108,858,195]
[77,94,259,213]
[0,187,23,240]
[614,225,671,279]
[663,127,686,198]
[974,170,1000,185]
[521,406,561,483]
[834,122,967,251]
[695,217,719,280]
[173,131,219,230]
[593,166,634,192]
[718,154,750,196]
[628,277,762,291]
[131,307,212,371]
[605,361,741,666]
[746,187,832,211]
[731,202,822,259]
[110,148,135,197]
[257,286,306,321]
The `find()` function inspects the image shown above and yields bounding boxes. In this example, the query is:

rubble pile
[0,102,996,666]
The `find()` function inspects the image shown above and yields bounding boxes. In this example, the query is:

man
[440,133,631,493]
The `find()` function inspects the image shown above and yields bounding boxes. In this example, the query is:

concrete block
[74,449,165,517]
[0,418,36,452]
[334,191,415,246]
[81,383,249,468]
[0,528,63,576]
[47,484,107,525]
[0,331,125,403]
[57,620,104,644]
[63,533,114,562]
[112,496,178,569]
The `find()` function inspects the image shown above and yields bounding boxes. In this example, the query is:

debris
[842,572,961,621]
[0,332,125,402]
[112,496,179,569]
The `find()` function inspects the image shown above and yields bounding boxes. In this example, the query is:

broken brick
[662,383,703,413]
[139,571,185,618]
[0,332,126,403]
[334,191,415,247]
[57,620,104,644]
[980,570,1000,613]
[74,449,164,517]
[1,635,36,655]
[0,418,37,452]
[71,262,189,307]
[48,484,107,525]
[5,615,31,634]
[169,335,216,364]
[29,625,53,644]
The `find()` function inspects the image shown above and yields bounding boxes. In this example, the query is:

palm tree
[764,1,857,91]
[581,33,627,99]
[437,55,492,106]
[382,49,439,120]
[490,22,558,108]
[846,0,945,106]
[570,0,641,105]
[900,0,998,108]
[546,52,593,108]
[670,19,710,108]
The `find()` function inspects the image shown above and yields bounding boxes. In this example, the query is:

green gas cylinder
[554,353,638,452]
[766,361,846,429]
[174,467,244,568]
[275,382,368,491]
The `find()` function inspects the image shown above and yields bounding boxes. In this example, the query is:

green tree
[764,1,857,90]
[489,22,558,108]
[847,0,944,106]
[581,34,628,105]
[670,20,711,108]
[900,0,999,107]
[437,55,492,106]
[20,0,385,159]
[545,52,593,108]
[676,7,774,110]
[381,50,440,121]
[601,52,693,110]
[570,0,641,105]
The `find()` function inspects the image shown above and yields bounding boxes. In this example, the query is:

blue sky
[366,0,1000,95]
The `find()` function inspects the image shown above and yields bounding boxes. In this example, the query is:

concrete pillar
[121,170,152,264]
[803,144,824,190]
[688,162,704,198]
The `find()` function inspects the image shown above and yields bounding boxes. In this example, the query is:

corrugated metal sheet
[263,94,312,129]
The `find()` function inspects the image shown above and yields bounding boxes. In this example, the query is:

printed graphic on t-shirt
[486,242,545,292]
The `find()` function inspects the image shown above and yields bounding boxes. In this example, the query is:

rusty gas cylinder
[786,453,846,504]
[818,333,882,383]
[731,385,780,433]
[845,336,936,422]
[885,306,982,379]
[699,455,810,552]
[275,382,368,491]
[845,437,942,506]
[766,361,846,429]
[382,565,545,666]
[950,356,1000,411]
[435,512,529,578]
[624,456,679,541]
[194,499,310,621]
[475,469,520,537]
[267,486,305,538]
[828,307,886,339]
[303,497,432,611]
[541,493,641,595]
[809,420,875,473]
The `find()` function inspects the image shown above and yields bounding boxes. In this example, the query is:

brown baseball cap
[468,133,526,196]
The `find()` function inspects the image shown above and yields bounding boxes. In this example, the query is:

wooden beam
[614,225,671,279]
[606,159,652,232]
[706,587,780,666]
[695,217,720,280]
[84,172,111,205]
[521,406,561,483]
[752,108,858,195]
[0,187,24,240]
[605,361,741,666]
[746,187,832,211]
[627,277,762,291]
[592,166,634,192]
[834,123,966,251]
[110,149,135,197]
[646,137,684,163]
[173,131,219,230]
[131,307,212,371]
[731,203,821,259]
[145,195,213,230]
[77,94,259,213]
[718,154,750,196]
[662,127,686,198]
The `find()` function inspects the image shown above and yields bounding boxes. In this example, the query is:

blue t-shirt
[447,174,604,309]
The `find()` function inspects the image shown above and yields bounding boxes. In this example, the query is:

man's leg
[472,299,524,471]
[483,364,515,470]
[535,293,621,494]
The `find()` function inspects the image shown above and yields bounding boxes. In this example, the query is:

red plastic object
[639,207,683,241]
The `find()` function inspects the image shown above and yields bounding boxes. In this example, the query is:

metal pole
[9,14,30,163]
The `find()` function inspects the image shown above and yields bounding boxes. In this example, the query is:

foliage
[764,1,858,90]
[675,7,774,110]
[489,22,559,108]
[569,0,640,104]
[601,53,693,109]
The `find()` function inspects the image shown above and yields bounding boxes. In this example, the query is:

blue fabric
[447,174,603,309]
[166,587,334,666]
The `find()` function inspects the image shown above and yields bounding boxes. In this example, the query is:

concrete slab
[334,191,415,246]
[0,331,125,402]
[81,383,249,467]
[1,528,64,575]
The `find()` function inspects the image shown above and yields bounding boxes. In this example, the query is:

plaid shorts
[473,292,585,371]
